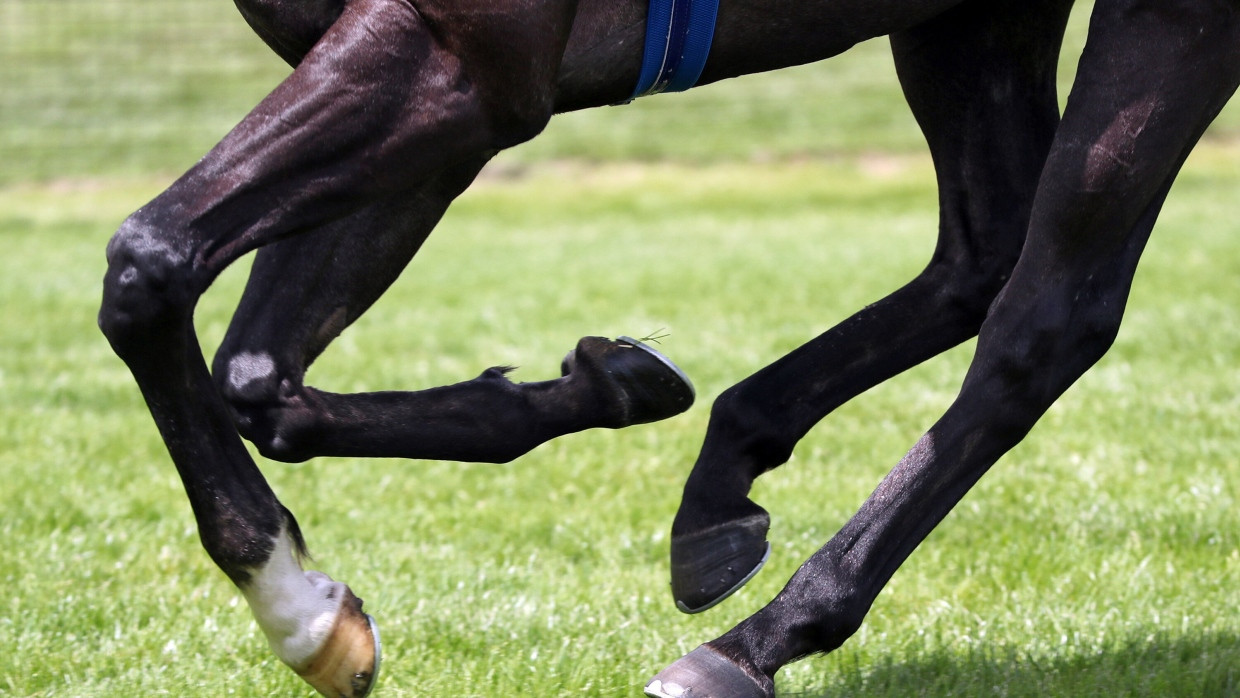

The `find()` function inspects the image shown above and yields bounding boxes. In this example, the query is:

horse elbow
[486,98,555,150]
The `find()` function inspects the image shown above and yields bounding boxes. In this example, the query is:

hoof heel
[671,513,771,613]
[645,646,773,698]
[297,588,381,698]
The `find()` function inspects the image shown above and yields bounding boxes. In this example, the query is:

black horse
[98,0,1239,695]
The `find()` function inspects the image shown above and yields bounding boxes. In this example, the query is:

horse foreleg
[649,2,1240,694]
[668,0,1072,614]
[99,0,584,694]
[99,259,381,697]
[210,161,692,465]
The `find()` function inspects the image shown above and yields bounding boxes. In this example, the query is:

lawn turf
[2,1,1239,695]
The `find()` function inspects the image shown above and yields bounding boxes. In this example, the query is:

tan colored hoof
[296,587,381,698]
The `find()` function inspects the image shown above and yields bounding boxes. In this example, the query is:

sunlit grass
[7,0,1240,185]
[3,0,1240,694]
[2,143,1238,695]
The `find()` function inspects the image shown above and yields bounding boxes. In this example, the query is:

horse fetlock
[243,402,319,463]
[771,582,869,658]
[707,387,796,471]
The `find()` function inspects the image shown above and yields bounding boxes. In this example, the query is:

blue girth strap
[627,0,720,101]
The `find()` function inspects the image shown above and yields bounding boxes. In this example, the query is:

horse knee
[216,351,283,407]
[1009,287,1121,371]
[98,215,197,358]
[213,353,315,462]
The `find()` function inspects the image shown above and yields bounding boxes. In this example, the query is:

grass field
[3,2,1240,696]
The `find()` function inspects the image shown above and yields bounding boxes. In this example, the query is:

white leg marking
[226,351,278,402]
[240,527,347,669]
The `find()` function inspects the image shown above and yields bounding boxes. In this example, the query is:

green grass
[0,0,291,184]
[3,150,1239,696]
[8,0,1240,186]
[3,1,1240,696]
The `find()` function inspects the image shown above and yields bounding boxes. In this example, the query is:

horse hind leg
[649,1,1240,694]
[665,0,1070,615]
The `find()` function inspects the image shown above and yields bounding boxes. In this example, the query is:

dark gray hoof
[645,646,773,698]
[564,336,695,426]
[671,514,771,613]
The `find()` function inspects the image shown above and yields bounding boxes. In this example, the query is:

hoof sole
[671,514,771,613]
[610,336,696,423]
[565,336,695,426]
[645,646,773,698]
[297,588,381,698]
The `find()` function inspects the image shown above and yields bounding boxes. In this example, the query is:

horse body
[97,0,1240,695]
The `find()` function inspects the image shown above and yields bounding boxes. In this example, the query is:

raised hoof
[563,336,695,426]
[645,645,773,698]
[671,514,771,613]
[296,587,381,698]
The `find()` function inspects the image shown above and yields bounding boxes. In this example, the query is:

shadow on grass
[790,632,1240,697]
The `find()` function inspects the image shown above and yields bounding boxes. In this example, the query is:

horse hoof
[296,587,381,698]
[645,645,774,698]
[564,336,695,426]
[671,513,771,613]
